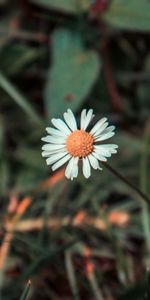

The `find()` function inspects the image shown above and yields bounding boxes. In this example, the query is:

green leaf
[103,0,150,31]
[31,0,90,13]
[44,29,100,117]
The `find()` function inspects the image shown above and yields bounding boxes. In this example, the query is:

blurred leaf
[19,240,78,281]
[0,117,4,157]
[0,44,41,76]
[16,147,44,170]
[0,72,43,126]
[118,270,150,300]
[15,168,46,193]
[44,29,100,117]
[0,117,9,195]
[138,84,150,108]
[0,0,8,5]
[137,55,150,118]
[31,0,91,13]
[0,161,10,195]
[103,0,150,31]
[0,10,21,48]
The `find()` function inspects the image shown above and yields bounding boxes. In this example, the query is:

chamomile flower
[41,109,118,180]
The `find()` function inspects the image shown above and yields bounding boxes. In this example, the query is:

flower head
[41,109,118,180]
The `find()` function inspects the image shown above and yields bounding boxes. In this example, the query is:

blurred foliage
[44,29,100,117]
[31,0,91,13]
[0,0,150,300]
[103,0,150,31]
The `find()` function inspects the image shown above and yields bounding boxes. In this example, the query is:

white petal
[94,146,111,157]
[81,109,94,130]
[41,135,66,144]
[65,157,74,179]
[46,151,68,165]
[46,127,66,137]
[93,122,109,137]
[90,118,107,136]
[52,154,71,171]
[42,144,66,151]
[82,157,91,178]
[98,144,118,152]
[42,151,59,157]
[72,157,79,179]
[88,154,102,170]
[65,157,79,180]
[102,125,115,134]
[95,126,115,138]
[92,151,107,162]
[95,131,115,142]
[80,109,87,129]
[41,147,65,157]
[42,151,51,157]
[94,145,117,157]
[72,166,78,179]
[64,109,77,131]
[51,118,71,135]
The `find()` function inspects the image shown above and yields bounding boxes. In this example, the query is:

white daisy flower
[41,109,118,180]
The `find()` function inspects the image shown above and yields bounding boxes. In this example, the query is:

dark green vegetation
[0,1,150,299]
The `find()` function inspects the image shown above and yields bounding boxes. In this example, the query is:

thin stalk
[20,280,31,300]
[65,251,80,300]
[88,272,104,300]
[102,162,150,205]
[107,226,128,285]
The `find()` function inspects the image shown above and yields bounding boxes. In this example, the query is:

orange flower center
[66,130,94,158]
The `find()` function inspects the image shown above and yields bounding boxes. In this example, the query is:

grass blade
[65,250,80,300]
[19,280,31,300]
[0,72,43,126]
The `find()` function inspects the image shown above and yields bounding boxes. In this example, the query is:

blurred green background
[0,0,150,299]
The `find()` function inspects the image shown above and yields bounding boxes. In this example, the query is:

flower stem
[102,162,150,205]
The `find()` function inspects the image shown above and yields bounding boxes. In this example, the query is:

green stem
[102,162,150,205]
